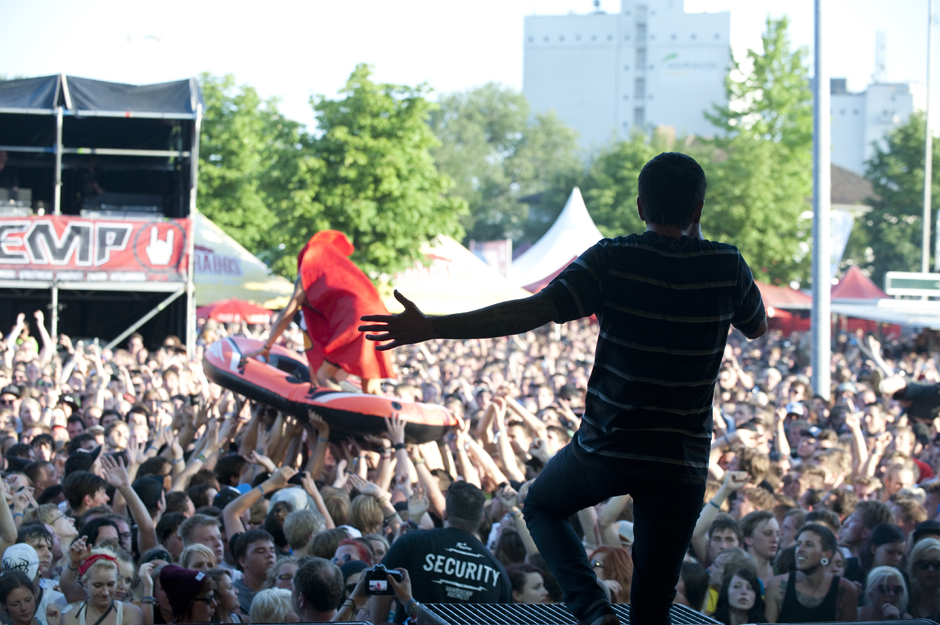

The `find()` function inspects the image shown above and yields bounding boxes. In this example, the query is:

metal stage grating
[417,603,719,625]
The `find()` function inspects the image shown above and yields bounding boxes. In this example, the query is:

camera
[363,564,402,595]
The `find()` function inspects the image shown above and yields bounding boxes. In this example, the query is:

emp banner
[0,216,191,284]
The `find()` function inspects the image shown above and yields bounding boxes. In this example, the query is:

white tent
[193,212,294,308]
[510,187,604,291]
[384,235,532,315]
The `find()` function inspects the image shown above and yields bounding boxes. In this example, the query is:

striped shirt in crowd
[543,231,766,482]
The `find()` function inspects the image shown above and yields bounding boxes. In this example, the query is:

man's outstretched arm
[359,290,558,350]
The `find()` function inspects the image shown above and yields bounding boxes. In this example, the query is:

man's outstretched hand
[359,290,435,351]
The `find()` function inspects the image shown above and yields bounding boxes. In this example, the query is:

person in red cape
[248,230,394,394]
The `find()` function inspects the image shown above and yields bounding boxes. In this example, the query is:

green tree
[197,74,303,254]
[702,16,813,284]
[845,111,938,285]
[582,130,670,238]
[270,64,466,278]
[429,83,582,243]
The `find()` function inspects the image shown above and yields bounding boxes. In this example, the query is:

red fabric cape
[297,231,394,380]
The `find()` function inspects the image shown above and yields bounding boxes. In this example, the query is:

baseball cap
[0,385,20,399]
[837,382,857,394]
[269,486,315,512]
[785,402,805,416]
[2,543,38,580]
[212,486,242,510]
[64,446,102,476]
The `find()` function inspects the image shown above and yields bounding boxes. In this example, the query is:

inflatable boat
[203,336,458,444]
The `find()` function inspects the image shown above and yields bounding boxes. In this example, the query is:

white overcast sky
[0,0,933,128]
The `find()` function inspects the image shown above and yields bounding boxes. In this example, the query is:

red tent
[831,265,888,300]
[832,266,900,337]
[755,282,812,333]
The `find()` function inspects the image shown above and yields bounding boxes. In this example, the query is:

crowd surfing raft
[203,336,458,443]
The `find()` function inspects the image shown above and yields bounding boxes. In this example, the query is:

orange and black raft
[203,336,458,444]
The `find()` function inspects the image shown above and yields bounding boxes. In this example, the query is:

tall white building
[829,78,914,176]
[522,0,731,149]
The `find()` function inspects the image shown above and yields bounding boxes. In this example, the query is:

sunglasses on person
[917,560,940,571]
[332,554,353,565]
[276,573,294,582]
[346,583,357,593]
[193,592,217,604]
[590,560,604,569]
[876,585,904,596]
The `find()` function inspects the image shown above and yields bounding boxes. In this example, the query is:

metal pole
[53,106,63,215]
[186,103,202,358]
[812,0,832,401]
[924,0,934,274]
[50,281,58,337]
[106,287,186,351]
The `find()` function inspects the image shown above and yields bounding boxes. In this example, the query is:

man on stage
[359,152,767,625]
[252,230,394,394]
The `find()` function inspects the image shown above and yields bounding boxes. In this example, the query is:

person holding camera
[368,482,511,623]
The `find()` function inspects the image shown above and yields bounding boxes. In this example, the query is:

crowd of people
[0,305,938,624]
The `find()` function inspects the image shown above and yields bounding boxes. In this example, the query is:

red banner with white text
[0,216,191,284]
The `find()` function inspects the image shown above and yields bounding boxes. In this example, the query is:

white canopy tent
[384,235,532,315]
[510,187,604,291]
[193,212,294,308]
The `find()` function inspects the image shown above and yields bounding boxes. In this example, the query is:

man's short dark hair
[164,492,192,516]
[80,517,120,546]
[637,152,707,228]
[16,524,52,548]
[233,528,274,563]
[66,416,85,430]
[214,454,248,487]
[739,510,775,541]
[36,485,63,506]
[707,513,743,543]
[62,471,107,510]
[23,461,52,486]
[156,512,186,545]
[132,476,164,516]
[186,483,214,509]
[137,457,171,481]
[30,434,53,452]
[293,556,344,612]
[264,501,293,550]
[797,523,838,556]
[67,433,96,455]
[444,481,486,533]
[187,469,219,491]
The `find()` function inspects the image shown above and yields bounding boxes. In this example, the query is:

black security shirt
[382,527,511,622]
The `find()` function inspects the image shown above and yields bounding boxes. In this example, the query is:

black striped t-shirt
[543,231,765,482]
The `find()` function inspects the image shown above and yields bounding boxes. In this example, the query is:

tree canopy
[845,111,939,285]
[429,83,582,243]
[702,16,813,284]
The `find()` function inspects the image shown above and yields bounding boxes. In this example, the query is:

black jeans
[523,443,705,625]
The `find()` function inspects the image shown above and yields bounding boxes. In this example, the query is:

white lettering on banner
[421,553,502,588]
[194,250,242,277]
[0,270,14,279]
[19,270,53,280]
[109,272,148,282]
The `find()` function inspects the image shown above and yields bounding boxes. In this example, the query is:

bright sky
[0,0,933,128]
